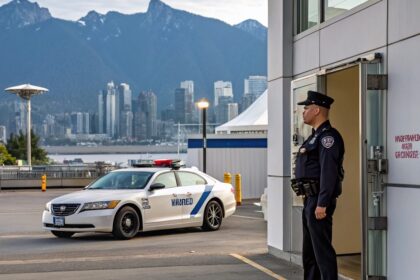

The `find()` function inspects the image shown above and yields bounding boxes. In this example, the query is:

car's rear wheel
[51,231,75,238]
[112,206,140,240]
[202,200,223,231]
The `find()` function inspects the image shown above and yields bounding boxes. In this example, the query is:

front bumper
[42,209,115,233]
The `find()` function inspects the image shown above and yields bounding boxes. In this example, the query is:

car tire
[202,200,223,231]
[112,206,140,240]
[51,231,74,238]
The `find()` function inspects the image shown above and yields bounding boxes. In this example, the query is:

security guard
[293,90,345,280]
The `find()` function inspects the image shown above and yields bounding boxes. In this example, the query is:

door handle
[186,192,192,197]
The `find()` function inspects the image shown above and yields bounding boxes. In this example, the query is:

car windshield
[87,171,154,190]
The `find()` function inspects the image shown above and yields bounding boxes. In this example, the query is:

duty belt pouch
[303,181,319,196]
[290,179,304,196]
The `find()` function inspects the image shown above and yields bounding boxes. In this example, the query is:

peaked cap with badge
[297,90,334,109]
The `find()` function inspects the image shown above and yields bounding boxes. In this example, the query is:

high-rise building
[227,103,239,121]
[214,81,233,106]
[119,83,132,111]
[0,126,6,144]
[118,83,133,139]
[14,101,26,134]
[98,90,106,134]
[174,88,193,124]
[105,81,117,138]
[121,108,133,139]
[135,91,157,140]
[70,112,90,134]
[215,95,234,124]
[244,75,267,97]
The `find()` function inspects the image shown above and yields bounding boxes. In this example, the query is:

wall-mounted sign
[394,133,420,159]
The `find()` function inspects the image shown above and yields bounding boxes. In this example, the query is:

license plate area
[53,216,65,227]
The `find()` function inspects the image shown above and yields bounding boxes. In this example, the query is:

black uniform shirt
[295,120,345,207]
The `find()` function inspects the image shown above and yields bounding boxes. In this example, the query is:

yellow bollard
[235,174,242,206]
[224,172,232,184]
[41,174,47,192]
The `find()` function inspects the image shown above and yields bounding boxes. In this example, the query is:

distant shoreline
[43,145,187,155]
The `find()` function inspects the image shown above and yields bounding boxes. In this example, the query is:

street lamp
[5,84,48,167]
[196,98,209,173]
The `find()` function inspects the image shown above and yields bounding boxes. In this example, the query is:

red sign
[394,133,420,159]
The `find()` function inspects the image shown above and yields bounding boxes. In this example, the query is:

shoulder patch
[321,136,335,149]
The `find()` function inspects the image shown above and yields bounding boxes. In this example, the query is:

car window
[177,171,207,186]
[153,172,177,188]
[87,171,153,190]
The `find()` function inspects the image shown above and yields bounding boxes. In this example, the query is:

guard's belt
[290,179,320,197]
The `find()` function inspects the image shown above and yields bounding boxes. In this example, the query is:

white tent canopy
[216,89,267,134]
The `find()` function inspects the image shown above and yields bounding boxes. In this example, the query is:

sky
[0,0,268,26]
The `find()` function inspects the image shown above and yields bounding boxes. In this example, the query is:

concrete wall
[187,134,267,199]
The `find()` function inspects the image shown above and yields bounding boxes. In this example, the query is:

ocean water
[48,153,188,165]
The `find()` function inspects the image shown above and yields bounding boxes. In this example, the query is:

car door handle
[186,192,192,197]
[172,193,177,197]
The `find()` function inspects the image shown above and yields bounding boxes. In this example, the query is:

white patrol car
[42,162,236,239]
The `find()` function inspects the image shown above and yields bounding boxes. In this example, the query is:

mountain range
[0,0,267,121]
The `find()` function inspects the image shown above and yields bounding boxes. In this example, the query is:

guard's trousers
[302,196,338,280]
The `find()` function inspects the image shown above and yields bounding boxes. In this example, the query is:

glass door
[360,59,387,279]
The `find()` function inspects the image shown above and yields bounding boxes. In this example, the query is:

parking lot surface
[0,189,303,279]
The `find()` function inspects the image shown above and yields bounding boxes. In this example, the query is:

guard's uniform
[294,91,345,280]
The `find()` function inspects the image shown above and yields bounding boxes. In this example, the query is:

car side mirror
[149,183,165,191]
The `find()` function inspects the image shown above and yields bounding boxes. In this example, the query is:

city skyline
[0,0,268,26]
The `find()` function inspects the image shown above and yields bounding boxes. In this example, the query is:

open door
[360,58,388,279]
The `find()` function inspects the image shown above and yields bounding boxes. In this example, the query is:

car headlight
[44,202,51,212]
[80,200,120,212]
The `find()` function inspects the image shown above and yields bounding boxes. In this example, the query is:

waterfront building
[214,81,233,106]
[227,103,238,121]
[0,126,6,144]
[215,95,233,124]
[97,90,106,134]
[135,91,157,140]
[105,81,117,138]
[245,75,267,98]
[174,88,193,124]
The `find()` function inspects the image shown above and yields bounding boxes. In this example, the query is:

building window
[324,0,369,21]
[295,0,370,34]
[295,0,319,34]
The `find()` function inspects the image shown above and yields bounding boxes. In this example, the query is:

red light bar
[154,159,173,167]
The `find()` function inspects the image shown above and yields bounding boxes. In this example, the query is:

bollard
[41,174,47,192]
[235,174,242,206]
[224,172,232,184]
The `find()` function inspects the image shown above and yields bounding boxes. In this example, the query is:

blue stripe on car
[190,185,213,217]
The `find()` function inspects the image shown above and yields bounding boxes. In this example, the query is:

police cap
[297,90,334,109]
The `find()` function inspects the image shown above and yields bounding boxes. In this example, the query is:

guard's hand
[315,206,327,220]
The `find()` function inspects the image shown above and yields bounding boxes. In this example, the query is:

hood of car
[50,189,146,204]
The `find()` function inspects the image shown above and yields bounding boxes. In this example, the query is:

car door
[144,171,183,229]
[176,171,210,223]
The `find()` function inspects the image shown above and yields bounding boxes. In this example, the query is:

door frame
[289,53,387,279]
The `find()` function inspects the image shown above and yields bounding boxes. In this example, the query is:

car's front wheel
[202,200,223,231]
[112,206,140,240]
[51,231,75,238]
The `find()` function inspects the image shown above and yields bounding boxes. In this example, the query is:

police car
[42,160,236,239]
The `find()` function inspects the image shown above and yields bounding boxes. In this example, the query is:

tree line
[0,131,49,165]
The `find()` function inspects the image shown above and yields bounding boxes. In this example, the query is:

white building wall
[267,0,293,254]
[270,0,420,277]
[387,188,420,280]
[319,1,387,66]
[187,134,267,199]
[387,25,420,279]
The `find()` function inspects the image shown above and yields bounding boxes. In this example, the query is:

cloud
[0,0,267,25]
